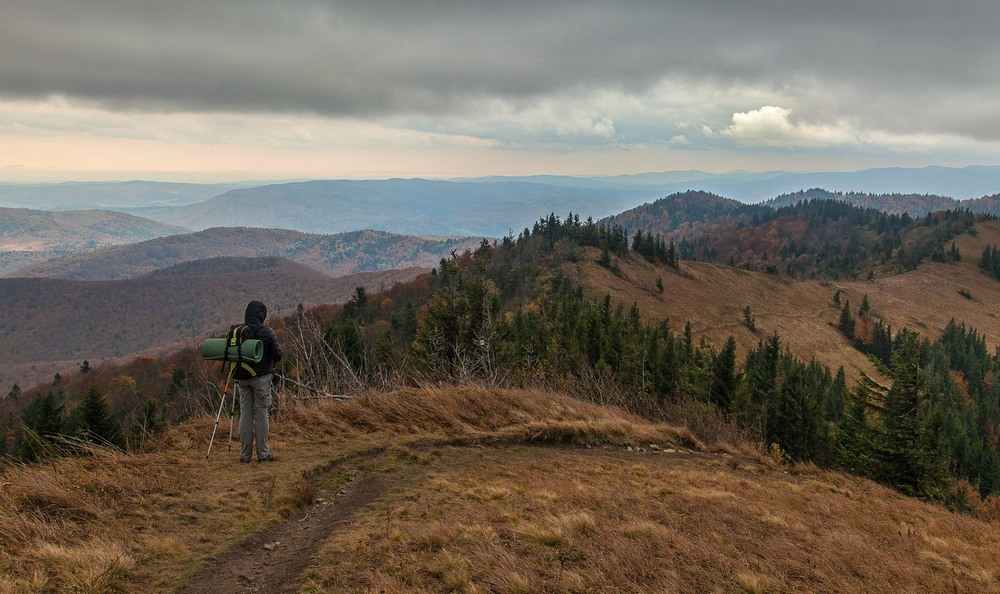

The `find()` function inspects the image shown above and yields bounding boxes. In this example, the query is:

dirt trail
[171,442,706,594]
[175,470,385,594]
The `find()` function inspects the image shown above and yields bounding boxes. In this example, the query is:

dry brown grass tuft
[736,571,780,594]
[0,450,170,592]
[30,539,134,593]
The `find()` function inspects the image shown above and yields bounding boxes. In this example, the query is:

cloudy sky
[1,0,998,182]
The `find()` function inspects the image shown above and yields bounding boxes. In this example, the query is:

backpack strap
[222,324,258,378]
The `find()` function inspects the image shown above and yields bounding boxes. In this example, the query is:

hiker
[235,300,283,463]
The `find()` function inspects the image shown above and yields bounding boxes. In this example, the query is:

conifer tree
[709,336,739,413]
[838,300,855,339]
[878,335,931,496]
[734,335,780,437]
[77,385,125,449]
[16,390,64,461]
[131,398,164,450]
[825,367,848,423]
[837,382,881,478]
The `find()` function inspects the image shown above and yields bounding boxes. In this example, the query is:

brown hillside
[2,387,998,593]
[0,260,424,390]
[574,220,1000,383]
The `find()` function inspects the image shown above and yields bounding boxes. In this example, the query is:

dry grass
[3,386,1000,593]
[303,445,1000,594]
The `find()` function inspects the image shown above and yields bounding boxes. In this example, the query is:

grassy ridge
[0,387,696,592]
[1,387,998,592]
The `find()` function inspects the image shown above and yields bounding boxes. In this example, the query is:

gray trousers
[238,374,272,461]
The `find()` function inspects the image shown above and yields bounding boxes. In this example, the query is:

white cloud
[720,106,855,148]
[713,104,1000,162]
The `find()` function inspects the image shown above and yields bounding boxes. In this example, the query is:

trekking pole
[227,380,238,452]
[207,368,236,460]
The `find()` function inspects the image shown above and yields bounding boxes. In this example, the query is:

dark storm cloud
[2,0,998,140]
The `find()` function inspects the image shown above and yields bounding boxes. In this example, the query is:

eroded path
[175,463,386,594]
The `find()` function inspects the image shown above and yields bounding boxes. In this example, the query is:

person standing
[234,300,283,463]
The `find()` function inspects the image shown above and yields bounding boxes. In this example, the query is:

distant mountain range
[6,167,1000,280]
[465,164,1000,202]
[9,227,481,280]
[0,207,187,275]
[0,180,250,210]
[139,179,654,236]
[2,165,999,238]
[5,176,1000,390]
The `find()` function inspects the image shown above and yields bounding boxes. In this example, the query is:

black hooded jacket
[242,300,283,377]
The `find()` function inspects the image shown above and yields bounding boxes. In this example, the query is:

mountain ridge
[7,227,481,280]
[140,178,655,236]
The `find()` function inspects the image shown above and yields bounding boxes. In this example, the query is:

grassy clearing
[2,386,999,592]
[303,445,1000,594]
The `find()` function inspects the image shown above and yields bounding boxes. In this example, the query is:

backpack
[226,323,261,380]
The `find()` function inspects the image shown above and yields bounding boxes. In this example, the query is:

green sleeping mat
[199,338,263,363]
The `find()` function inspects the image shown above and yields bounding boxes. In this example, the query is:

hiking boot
[239,457,251,464]
[258,454,277,463]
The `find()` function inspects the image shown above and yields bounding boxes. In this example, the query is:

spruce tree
[15,390,64,461]
[709,336,738,413]
[838,300,855,339]
[858,295,870,319]
[878,335,928,496]
[77,385,125,449]
[837,383,880,478]
[734,335,780,437]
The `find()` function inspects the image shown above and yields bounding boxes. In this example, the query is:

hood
[244,300,268,325]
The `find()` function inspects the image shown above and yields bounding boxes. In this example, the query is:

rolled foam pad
[199,338,264,363]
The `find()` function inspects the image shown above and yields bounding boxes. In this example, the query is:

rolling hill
[8,227,482,280]
[0,258,424,389]
[0,207,188,275]
[607,191,976,278]
[765,187,1000,217]
[8,196,1000,406]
